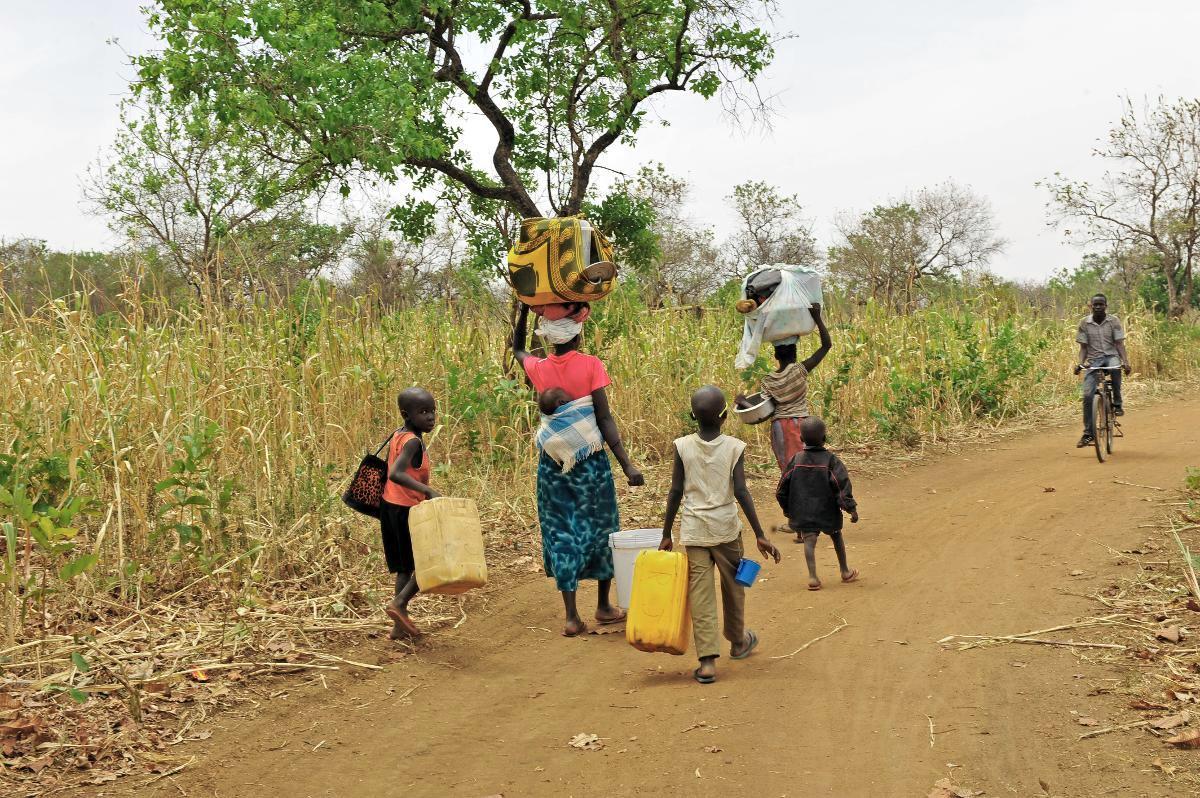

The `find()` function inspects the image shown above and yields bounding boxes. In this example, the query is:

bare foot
[563,617,588,637]
[388,619,407,640]
[807,578,822,591]
[384,601,421,637]
[594,606,627,625]
[841,568,860,584]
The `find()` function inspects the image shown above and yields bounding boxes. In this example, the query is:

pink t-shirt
[522,350,611,400]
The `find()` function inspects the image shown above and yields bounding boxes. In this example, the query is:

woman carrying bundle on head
[736,302,832,473]
[511,303,644,638]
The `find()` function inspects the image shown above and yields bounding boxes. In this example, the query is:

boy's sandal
[807,580,822,591]
[562,622,589,637]
[841,569,860,584]
[730,630,759,660]
[693,668,716,684]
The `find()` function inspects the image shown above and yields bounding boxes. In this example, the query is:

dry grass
[0,280,1198,792]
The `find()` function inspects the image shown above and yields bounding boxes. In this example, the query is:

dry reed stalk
[771,617,849,659]
[1171,529,1200,601]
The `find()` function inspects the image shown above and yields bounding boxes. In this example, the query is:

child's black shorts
[379,500,416,574]
[791,526,843,536]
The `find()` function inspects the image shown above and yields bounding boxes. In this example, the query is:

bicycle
[1078,365,1124,462]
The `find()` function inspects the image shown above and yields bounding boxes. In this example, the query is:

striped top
[760,362,809,419]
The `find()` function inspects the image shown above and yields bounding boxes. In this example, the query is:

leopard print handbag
[342,430,397,519]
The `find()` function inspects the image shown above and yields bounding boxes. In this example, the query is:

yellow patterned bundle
[506,216,618,306]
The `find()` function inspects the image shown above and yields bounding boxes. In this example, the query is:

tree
[827,183,1004,310]
[725,180,818,272]
[588,164,721,304]
[229,212,354,298]
[86,102,319,293]
[346,202,477,307]
[0,238,187,312]
[1044,96,1200,317]
[134,0,776,255]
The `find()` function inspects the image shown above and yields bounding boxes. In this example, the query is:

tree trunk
[1183,244,1196,312]
[1163,256,1182,317]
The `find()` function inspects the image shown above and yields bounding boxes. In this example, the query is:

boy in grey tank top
[660,385,781,684]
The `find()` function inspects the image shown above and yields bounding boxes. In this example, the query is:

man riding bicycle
[1073,293,1130,448]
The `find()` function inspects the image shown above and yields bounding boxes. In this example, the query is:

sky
[2,1,1199,282]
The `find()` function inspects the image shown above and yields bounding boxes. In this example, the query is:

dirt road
[108,397,1200,797]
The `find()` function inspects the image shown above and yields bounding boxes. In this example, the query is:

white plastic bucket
[609,529,663,609]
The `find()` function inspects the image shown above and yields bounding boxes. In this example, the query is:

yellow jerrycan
[408,497,488,595]
[626,549,691,655]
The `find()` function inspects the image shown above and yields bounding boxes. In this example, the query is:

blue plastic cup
[734,558,761,587]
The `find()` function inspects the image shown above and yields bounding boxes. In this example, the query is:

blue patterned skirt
[536,450,619,592]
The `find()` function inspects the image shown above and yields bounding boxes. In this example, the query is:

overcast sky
[2,1,1199,281]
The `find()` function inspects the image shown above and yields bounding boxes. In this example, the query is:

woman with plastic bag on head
[733,267,832,475]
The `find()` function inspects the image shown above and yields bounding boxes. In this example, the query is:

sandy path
[100,396,1199,798]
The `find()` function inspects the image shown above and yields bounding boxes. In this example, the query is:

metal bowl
[734,393,775,425]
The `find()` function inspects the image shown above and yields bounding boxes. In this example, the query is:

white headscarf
[535,317,584,346]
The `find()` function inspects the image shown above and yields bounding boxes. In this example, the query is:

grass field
[3,283,1199,643]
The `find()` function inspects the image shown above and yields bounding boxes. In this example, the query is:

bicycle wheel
[1092,392,1106,462]
[1104,391,1115,454]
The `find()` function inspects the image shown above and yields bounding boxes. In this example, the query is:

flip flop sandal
[384,604,422,638]
[693,668,716,684]
[841,569,860,584]
[807,581,822,591]
[594,609,627,626]
[730,630,759,660]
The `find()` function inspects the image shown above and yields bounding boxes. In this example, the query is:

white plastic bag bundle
[734,266,823,370]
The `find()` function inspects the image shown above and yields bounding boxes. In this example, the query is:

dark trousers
[1082,355,1123,435]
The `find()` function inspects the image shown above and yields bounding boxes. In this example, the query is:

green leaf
[71,651,90,673]
[182,495,210,507]
[68,687,89,704]
[154,476,183,492]
[59,553,99,581]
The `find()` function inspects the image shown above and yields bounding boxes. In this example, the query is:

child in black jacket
[776,416,860,590]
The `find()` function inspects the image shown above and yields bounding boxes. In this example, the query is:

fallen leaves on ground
[1165,728,1200,748]
[567,732,604,751]
[1151,711,1190,730]
[1151,757,1177,775]
[1076,716,1100,727]
[0,715,52,754]
[1130,700,1170,711]
[1155,626,1183,644]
